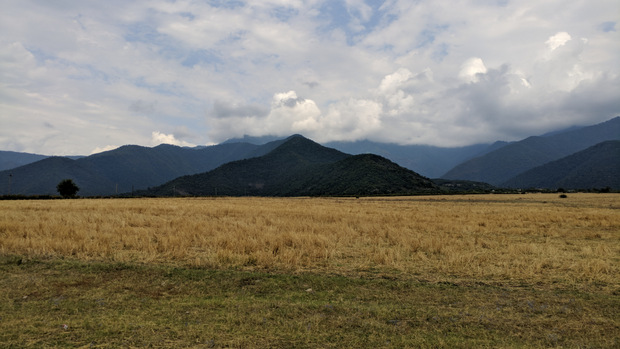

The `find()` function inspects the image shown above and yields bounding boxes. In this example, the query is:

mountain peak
[267,134,349,164]
[286,134,306,139]
[282,134,316,145]
[145,135,438,197]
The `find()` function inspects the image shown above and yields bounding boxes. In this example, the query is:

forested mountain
[143,135,439,197]
[0,142,275,196]
[324,140,496,178]
[0,151,48,171]
[2,117,618,196]
[442,117,620,185]
[221,136,500,178]
[501,141,620,190]
[0,156,112,196]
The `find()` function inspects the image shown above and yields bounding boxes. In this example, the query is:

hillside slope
[442,116,620,185]
[144,135,438,197]
[0,142,269,196]
[501,141,620,190]
[325,140,494,178]
[0,157,113,196]
[298,153,438,196]
[0,151,48,171]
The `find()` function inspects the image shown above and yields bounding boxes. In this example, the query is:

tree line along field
[1,194,619,347]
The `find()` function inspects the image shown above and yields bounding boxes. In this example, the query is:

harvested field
[1,194,618,347]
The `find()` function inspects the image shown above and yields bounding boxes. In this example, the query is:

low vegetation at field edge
[1,194,619,347]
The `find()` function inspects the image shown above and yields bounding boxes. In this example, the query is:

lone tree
[57,179,79,198]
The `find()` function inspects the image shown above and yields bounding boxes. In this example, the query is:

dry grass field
[2,194,618,286]
[1,193,619,347]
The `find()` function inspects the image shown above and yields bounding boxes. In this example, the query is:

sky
[1,0,619,155]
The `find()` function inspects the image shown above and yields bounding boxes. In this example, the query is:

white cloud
[459,58,488,83]
[546,32,572,50]
[1,0,619,154]
[208,91,323,140]
[90,145,119,155]
[378,68,413,93]
[151,131,195,147]
[270,91,322,133]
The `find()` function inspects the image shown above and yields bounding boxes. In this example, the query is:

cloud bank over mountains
[1,0,618,155]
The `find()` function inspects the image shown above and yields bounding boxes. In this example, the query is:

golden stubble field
[1,193,618,289]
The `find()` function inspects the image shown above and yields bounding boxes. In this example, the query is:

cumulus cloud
[378,68,414,93]
[270,91,322,132]
[151,131,195,147]
[459,58,488,83]
[1,0,618,154]
[208,91,323,141]
[546,32,572,50]
[209,31,619,146]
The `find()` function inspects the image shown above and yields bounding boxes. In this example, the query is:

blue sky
[1,0,619,155]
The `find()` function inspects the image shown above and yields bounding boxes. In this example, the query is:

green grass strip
[1,255,618,348]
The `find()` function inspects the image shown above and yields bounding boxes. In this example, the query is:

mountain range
[141,135,438,197]
[442,116,620,185]
[220,136,508,178]
[0,142,282,196]
[0,151,48,172]
[501,141,620,190]
[1,116,618,196]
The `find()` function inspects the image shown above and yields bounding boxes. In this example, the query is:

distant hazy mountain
[0,142,274,196]
[3,116,617,196]
[0,156,113,196]
[501,141,620,190]
[539,125,585,137]
[0,151,49,171]
[222,135,285,145]
[442,116,620,185]
[324,140,498,178]
[143,135,439,197]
